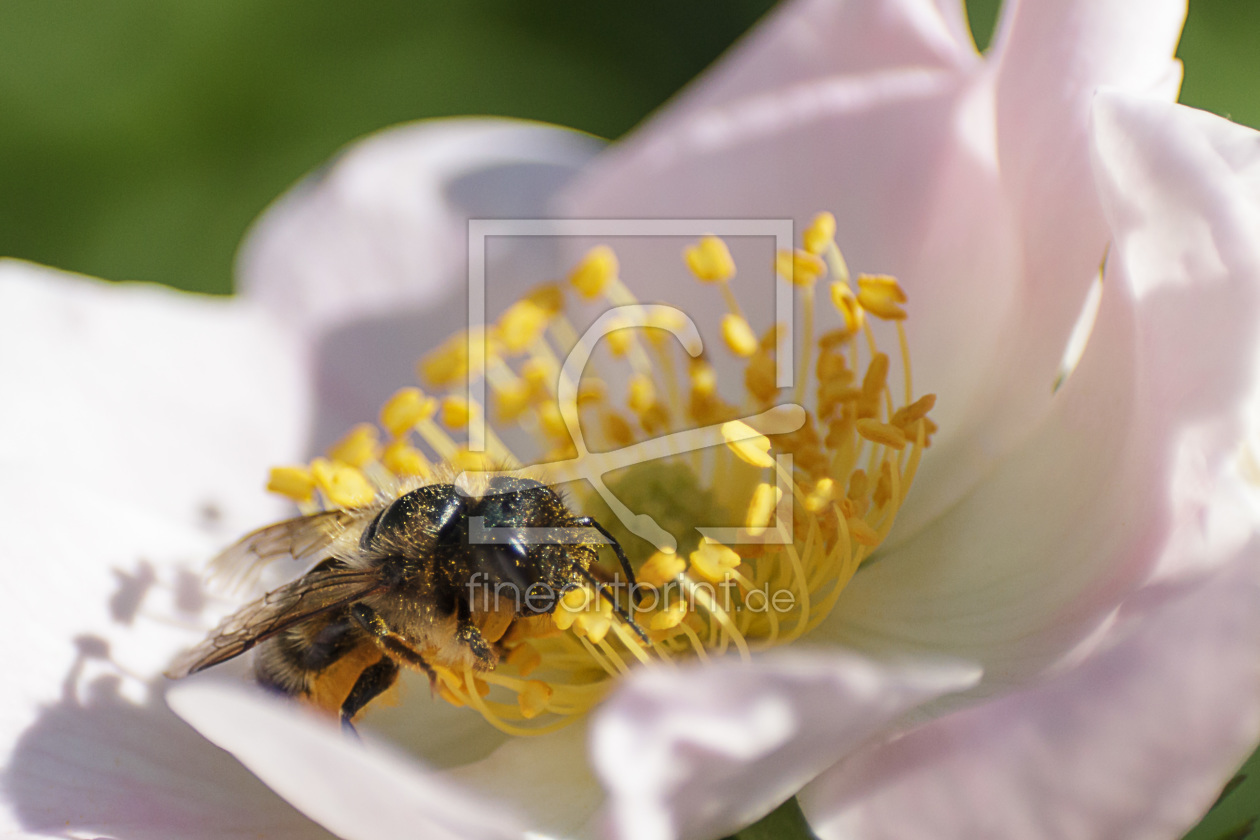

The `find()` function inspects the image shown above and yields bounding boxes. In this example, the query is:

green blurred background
[1,0,1256,836]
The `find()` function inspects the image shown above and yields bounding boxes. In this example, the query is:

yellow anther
[816,348,851,384]
[266,465,316,503]
[722,314,759,357]
[518,680,553,720]
[520,359,550,392]
[570,245,618,298]
[602,412,635,448]
[805,477,835,513]
[441,396,473,429]
[538,402,569,441]
[496,299,550,354]
[892,394,937,427]
[628,374,656,416]
[689,538,742,584]
[844,468,865,496]
[575,611,613,644]
[606,323,634,357]
[419,331,483,387]
[578,381,605,405]
[553,589,585,631]
[526,283,564,315]
[745,482,782,536]
[452,448,492,473]
[856,274,908,320]
[856,419,908,450]
[650,602,688,631]
[689,358,718,396]
[646,308,687,345]
[638,551,686,587]
[873,462,894,509]
[381,440,429,477]
[506,643,542,678]
[803,212,836,256]
[722,420,776,468]
[327,423,380,468]
[310,458,376,508]
[640,403,670,436]
[862,353,890,403]
[776,249,827,287]
[380,387,436,437]
[847,517,881,547]
[829,282,865,335]
[494,381,533,423]
[745,352,778,403]
[684,235,736,283]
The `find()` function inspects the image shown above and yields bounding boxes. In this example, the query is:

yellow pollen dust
[263,214,936,736]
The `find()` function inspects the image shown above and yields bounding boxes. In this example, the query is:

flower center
[265,212,935,735]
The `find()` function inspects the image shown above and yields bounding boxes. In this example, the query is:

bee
[168,472,641,728]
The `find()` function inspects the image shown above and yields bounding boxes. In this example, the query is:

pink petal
[235,118,601,448]
[800,531,1260,840]
[168,681,526,840]
[875,0,1189,537]
[589,651,980,840]
[0,260,307,537]
[821,94,1260,683]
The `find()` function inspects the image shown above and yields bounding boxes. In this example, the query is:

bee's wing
[208,507,378,585]
[166,567,388,678]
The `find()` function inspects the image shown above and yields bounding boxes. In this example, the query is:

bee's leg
[348,603,438,688]
[454,596,495,666]
[339,655,399,735]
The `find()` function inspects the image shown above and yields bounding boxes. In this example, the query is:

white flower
[3,1,1260,839]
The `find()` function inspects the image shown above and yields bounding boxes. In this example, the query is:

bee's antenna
[572,517,639,594]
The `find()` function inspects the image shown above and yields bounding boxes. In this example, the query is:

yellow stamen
[803,212,836,256]
[327,424,380,468]
[518,680,553,719]
[266,465,316,503]
[722,314,759,357]
[380,387,437,438]
[309,458,375,508]
[776,249,827,287]
[684,235,736,283]
[722,420,776,468]
[856,419,908,450]
[829,282,865,335]
[745,482,782,536]
[688,538,742,584]
[570,245,618,298]
[259,210,936,738]
[856,274,908,320]
[441,396,473,429]
[381,440,430,477]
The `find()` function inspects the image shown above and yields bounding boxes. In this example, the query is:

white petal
[169,680,527,840]
[800,536,1260,840]
[235,118,601,449]
[0,260,306,537]
[0,469,321,839]
[822,95,1260,684]
[589,651,980,840]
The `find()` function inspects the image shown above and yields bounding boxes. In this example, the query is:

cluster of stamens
[265,212,936,735]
